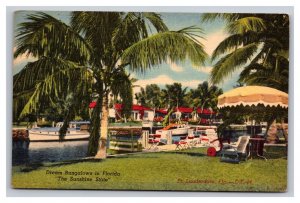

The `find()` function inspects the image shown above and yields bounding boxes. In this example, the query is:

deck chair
[148,134,161,150]
[220,135,250,164]
[174,136,188,150]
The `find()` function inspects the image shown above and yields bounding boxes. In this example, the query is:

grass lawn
[108,121,142,127]
[11,146,287,192]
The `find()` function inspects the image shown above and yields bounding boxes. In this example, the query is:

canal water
[12,130,250,166]
[12,140,89,166]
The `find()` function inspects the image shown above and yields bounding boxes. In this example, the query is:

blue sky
[13,11,241,93]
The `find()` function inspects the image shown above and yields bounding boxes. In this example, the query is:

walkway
[143,143,207,152]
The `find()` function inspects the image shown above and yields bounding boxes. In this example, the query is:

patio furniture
[175,136,188,150]
[200,133,209,144]
[194,134,200,144]
[148,134,161,150]
[187,135,196,148]
[249,137,267,160]
[220,135,250,163]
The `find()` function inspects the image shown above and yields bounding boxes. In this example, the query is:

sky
[13,11,241,94]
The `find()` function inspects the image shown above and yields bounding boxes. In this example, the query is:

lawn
[11,146,287,192]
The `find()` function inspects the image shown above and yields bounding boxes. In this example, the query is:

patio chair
[200,133,209,144]
[148,134,161,150]
[220,135,250,164]
[174,136,188,150]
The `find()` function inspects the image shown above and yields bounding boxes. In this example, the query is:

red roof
[89,102,215,115]
[175,107,193,113]
[114,104,153,111]
[132,104,144,111]
[156,109,168,114]
[197,108,215,114]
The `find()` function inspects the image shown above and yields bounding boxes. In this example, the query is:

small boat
[28,121,90,142]
[155,123,189,139]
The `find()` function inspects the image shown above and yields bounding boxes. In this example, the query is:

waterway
[12,130,250,166]
[12,140,89,166]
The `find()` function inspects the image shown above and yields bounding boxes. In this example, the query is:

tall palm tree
[185,81,223,120]
[238,52,289,92]
[135,84,162,108]
[202,13,289,92]
[135,87,147,106]
[163,83,188,108]
[14,11,208,158]
[145,84,161,109]
[160,83,188,126]
[203,14,289,143]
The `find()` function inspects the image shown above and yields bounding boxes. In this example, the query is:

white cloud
[196,30,228,56]
[167,59,184,72]
[133,74,203,94]
[192,65,213,74]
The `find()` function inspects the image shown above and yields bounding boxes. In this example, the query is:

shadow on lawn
[17,153,164,172]
[263,146,288,160]
[18,158,104,173]
[16,146,287,173]
[162,151,207,157]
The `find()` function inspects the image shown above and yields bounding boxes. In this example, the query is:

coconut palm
[135,84,161,109]
[163,83,188,108]
[203,14,289,143]
[14,11,208,158]
[185,81,223,121]
[135,87,147,106]
[238,52,289,92]
[202,13,289,92]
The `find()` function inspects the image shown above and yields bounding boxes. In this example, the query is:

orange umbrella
[218,86,288,108]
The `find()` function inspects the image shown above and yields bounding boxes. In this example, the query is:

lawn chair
[220,135,250,164]
[148,134,161,150]
[200,133,209,144]
[175,136,188,150]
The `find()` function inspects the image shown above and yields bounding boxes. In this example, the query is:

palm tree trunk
[281,120,288,142]
[198,102,206,124]
[95,91,109,159]
[87,96,102,156]
[59,105,75,141]
[59,110,71,141]
[266,120,278,144]
[87,80,103,156]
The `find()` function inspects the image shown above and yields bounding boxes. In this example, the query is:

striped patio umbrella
[218,86,288,108]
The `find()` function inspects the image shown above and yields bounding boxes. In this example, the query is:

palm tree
[160,83,188,126]
[145,84,162,109]
[202,13,289,92]
[238,53,288,92]
[135,84,162,108]
[14,12,208,158]
[185,81,223,121]
[135,87,147,106]
[203,14,289,142]
[163,83,188,108]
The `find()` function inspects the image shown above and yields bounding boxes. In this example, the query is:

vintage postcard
[12,10,289,192]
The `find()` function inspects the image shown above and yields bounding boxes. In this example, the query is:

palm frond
[238,63,269,82]
[241,71,288,92]
[227,17,266,34]
[122,30,208,72]
[14,57,91,118]
[201,13,239,23]
[71,11,122,65]
[211,34,244,61]
[112,12,169,57]
[210,43,259,84]
[143,12,169,32]
[15,12,91,64]
[13,57,86,93]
